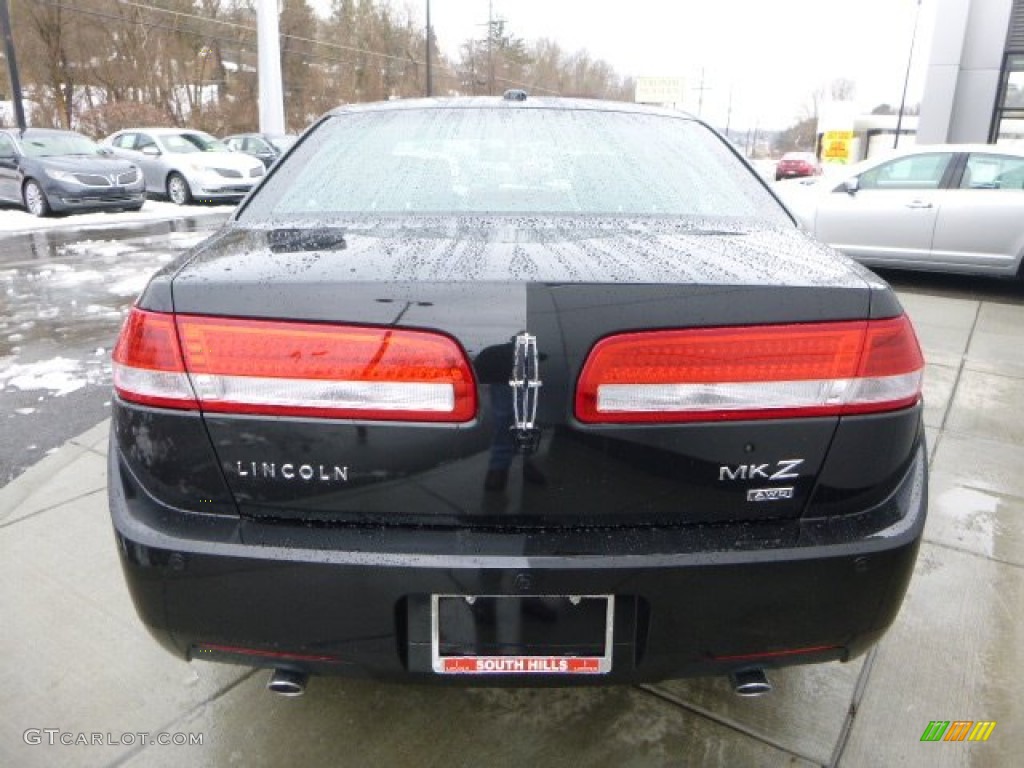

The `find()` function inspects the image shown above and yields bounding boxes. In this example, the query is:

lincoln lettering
[234,461,349,482]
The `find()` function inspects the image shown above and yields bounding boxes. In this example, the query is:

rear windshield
[239,107,790,223]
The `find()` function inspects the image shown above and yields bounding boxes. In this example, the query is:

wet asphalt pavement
[0,216,229,484]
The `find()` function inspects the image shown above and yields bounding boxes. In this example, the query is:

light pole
[894,0,923,149]
[425,0,433,97]
[0,0,26,131]
[257,0,285,134]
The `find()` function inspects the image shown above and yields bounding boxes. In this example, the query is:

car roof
[115,127,214,136]
[3,127,84,137]
[326,96,699,121]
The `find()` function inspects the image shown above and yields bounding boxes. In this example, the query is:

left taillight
[575,315,924,423]
[112,308,199,410]
[113,308,477,422]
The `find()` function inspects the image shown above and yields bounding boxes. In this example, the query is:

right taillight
[575,315,924,423]
[113,308,477,422]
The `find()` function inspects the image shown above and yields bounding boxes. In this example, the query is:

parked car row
[104,128,266,205]
[0,126,297,217]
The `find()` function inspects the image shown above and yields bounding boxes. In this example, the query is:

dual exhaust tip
[267,669,308,697]
[729,668,773,697]
[266,667,771,698]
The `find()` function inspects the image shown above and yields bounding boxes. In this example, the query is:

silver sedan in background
[779,144,1024,278]
[103,128,265,205]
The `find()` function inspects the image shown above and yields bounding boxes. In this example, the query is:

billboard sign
[635,77,685,105]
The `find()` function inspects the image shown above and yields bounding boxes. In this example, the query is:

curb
[0,420,110,523]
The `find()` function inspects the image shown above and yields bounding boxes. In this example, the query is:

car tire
[23,179,52,217]
[167,173,193,205]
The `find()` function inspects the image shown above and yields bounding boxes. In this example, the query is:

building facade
[918,0,1024,144]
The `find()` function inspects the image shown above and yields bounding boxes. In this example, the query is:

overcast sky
[306,1,935,130]
[416,0,935,129]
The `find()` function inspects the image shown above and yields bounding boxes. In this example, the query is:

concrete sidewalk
[1,287,1021,767]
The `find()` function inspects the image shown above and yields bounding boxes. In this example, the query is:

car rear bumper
[108,435,927,684]
[192,185,254,199]
[177,170,257,199]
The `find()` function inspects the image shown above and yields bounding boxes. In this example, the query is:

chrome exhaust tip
[267,668,308,697]
[729,668,772,697]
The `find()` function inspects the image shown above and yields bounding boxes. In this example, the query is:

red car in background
[775,151,822,181]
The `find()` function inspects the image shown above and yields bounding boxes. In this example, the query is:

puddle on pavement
[931,483,1024,564]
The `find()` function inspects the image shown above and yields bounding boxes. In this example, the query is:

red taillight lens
[575,315,923,423]
[113,309,477,422]
[112,309,198,410]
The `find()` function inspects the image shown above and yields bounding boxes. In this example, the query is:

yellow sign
[822,130,854,164]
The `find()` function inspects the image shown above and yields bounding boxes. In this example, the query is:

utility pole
[724,84,734,138]
[257,0,285,134]
[487,0,494,96]
[425,0,432,97]
[692,68,712,118]
[0,0,26,131]
[746,121,760,158]
[894,0,923,149]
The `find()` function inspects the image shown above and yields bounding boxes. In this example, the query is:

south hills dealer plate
[431,595,614,675]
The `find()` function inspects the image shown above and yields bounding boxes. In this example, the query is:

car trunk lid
[156,218,897,529]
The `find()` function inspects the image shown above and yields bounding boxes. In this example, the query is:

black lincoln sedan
[109,96,927,695]
[0,128,145,216]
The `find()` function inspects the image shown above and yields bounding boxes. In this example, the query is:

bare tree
[15,0,80,127]
[9,0,634,135]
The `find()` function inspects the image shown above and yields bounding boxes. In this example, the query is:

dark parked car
[109,96,927,695]
[775,151,823,181]
[223,133,297,168]
[0,128,145,216]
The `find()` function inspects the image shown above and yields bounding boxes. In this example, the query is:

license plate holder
[431,594,613,675]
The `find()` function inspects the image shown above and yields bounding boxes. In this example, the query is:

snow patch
[63,240,135,259]
[0,357,109,397]
[107,274,153,296]
[47,268,107,287]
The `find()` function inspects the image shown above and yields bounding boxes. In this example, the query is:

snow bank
[0,200,234,235]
